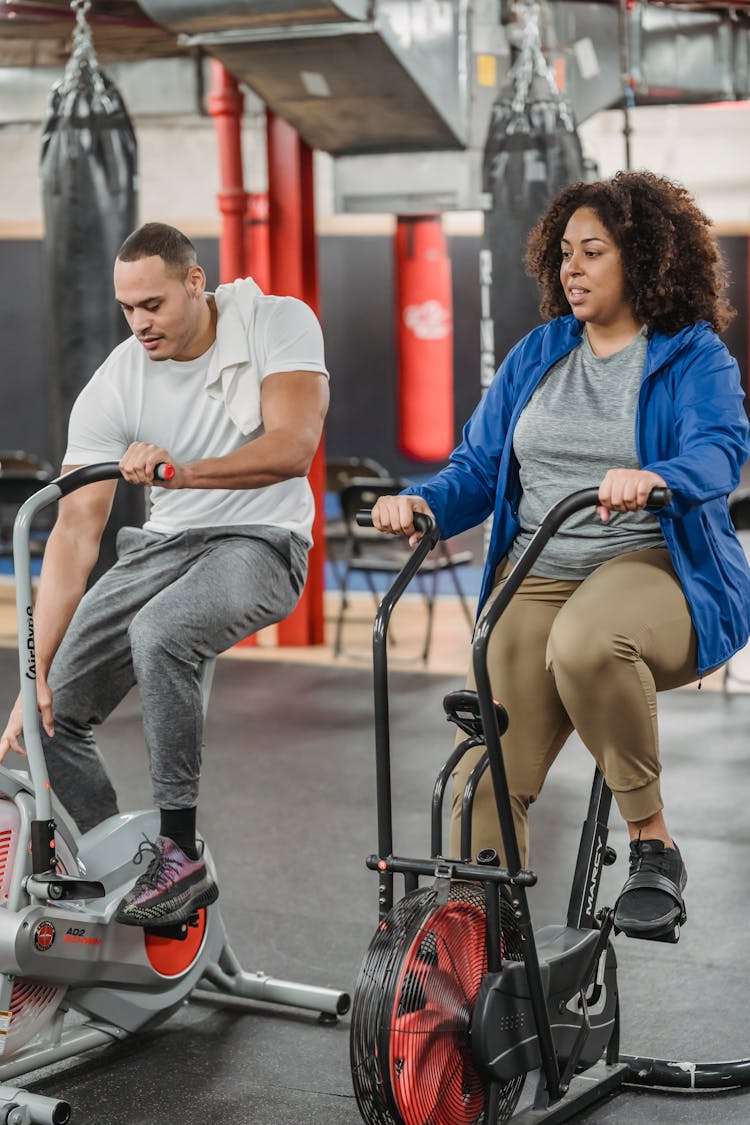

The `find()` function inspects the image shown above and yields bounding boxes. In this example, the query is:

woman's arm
[644,337,749,517]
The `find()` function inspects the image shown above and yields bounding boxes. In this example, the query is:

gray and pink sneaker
[115,835,219,927]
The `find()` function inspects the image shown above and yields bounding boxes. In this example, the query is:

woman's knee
[547,611,636,682]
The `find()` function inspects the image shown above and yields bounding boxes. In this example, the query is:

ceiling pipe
[207,59,247,285]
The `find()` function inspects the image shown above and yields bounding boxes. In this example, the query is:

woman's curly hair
[525,170,735,335]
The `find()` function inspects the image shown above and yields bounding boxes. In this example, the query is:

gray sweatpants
[44,523,308,832]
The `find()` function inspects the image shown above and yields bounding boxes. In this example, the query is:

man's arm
[0,472,116,756]
[119,370,330,489]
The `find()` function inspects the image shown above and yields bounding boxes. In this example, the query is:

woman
[372,171,750,942]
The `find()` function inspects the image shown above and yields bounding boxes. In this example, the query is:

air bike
[0,463,350,1124]
[349,488,750,1124]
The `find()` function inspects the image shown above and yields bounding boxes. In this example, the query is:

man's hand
[597,468,668,523]
[371,495,436,547]
[0,680,54,762]
[119,443,181,487]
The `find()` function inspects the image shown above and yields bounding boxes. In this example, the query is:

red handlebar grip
[155,462,175,481]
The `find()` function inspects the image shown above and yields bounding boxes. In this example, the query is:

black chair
[0,450,56,558]
[325,456,391,494]
[325,456,392,583]
[333,478,475,664]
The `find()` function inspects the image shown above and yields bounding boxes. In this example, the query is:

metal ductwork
[138,0,750,212]
[138,0,470,154]
[628,3,750,102]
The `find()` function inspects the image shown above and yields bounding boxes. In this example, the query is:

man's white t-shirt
[64,284,328,544]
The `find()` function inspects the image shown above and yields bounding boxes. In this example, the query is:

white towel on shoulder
[204,276,265,436]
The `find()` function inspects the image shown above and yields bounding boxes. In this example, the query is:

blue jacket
[407,315,750,676]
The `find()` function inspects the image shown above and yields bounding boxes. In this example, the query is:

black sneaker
[115,835,219,927]
[613,838,687,942]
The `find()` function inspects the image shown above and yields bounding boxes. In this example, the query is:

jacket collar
[644,320,707,374]
[541,314,709,376]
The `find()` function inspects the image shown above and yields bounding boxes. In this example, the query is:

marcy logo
[586,837,603,918]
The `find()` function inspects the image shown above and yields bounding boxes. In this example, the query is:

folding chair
[333,478,475,664]
[325,456,392,584]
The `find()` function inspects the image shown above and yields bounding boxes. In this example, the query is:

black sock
[160,807,198,859]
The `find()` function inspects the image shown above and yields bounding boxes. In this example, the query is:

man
[0,222,329,927]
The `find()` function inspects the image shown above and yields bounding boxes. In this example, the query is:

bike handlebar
[473,485,671,655]
[55,460,174,496]
[12,460,175,827]
[361,484,672,879]
[355,510,435,535]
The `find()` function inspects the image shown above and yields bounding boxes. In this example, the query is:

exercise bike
[350,488,750,1124]
[0,462,350,1125]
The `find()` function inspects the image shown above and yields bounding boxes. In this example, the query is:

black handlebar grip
[645,486,672,510]
[355,509,434,534]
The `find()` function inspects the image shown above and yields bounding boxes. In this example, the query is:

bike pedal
[143,921,189,940]
[143,912,200,941]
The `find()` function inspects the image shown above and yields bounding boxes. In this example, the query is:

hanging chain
[59,0,99,92]
[508,0,574,130]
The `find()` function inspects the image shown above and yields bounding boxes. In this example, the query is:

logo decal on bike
[64,927,101,947]
[33,920,56,951]
[25,605,35,680]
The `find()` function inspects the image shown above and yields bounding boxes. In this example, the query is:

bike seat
[443,689,509,740]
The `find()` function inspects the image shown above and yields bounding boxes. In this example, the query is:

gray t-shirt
[509,326,664,579]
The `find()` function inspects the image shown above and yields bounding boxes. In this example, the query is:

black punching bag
[40,2,142,578]
[480,1,584,388]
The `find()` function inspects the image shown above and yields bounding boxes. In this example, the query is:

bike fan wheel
[350,882,525,1125]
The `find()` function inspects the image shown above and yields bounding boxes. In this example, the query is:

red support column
[209,62,260,650]
[301,140,326,645]
[245,192,271,292]
[267,112,325,645]
[267,110,304,296]
[207,61,247,283]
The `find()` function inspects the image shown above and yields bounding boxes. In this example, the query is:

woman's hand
[597,468,668,523]
[371,495,436,547]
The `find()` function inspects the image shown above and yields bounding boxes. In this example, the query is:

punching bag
[480,0,584,388]
[396,215,454,463]
[40,0,141,577]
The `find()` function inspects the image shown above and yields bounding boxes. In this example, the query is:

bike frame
[0,463,350,1124]
[360,486,750,1118]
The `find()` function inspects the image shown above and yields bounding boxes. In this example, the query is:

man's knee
[128,604,186,666]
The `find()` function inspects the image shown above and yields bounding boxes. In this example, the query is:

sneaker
[115,835,219,927]
[613,838,687,941]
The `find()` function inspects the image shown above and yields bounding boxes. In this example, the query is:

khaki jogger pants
[450,546,700,866]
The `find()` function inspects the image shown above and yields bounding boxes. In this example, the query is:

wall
[0,231,747,480]
[1,81,749,476]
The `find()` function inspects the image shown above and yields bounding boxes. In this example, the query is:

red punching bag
[395,215,454,462]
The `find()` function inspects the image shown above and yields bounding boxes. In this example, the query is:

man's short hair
[117,223,198,276]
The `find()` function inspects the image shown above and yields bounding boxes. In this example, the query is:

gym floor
[0,639,747,1125]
